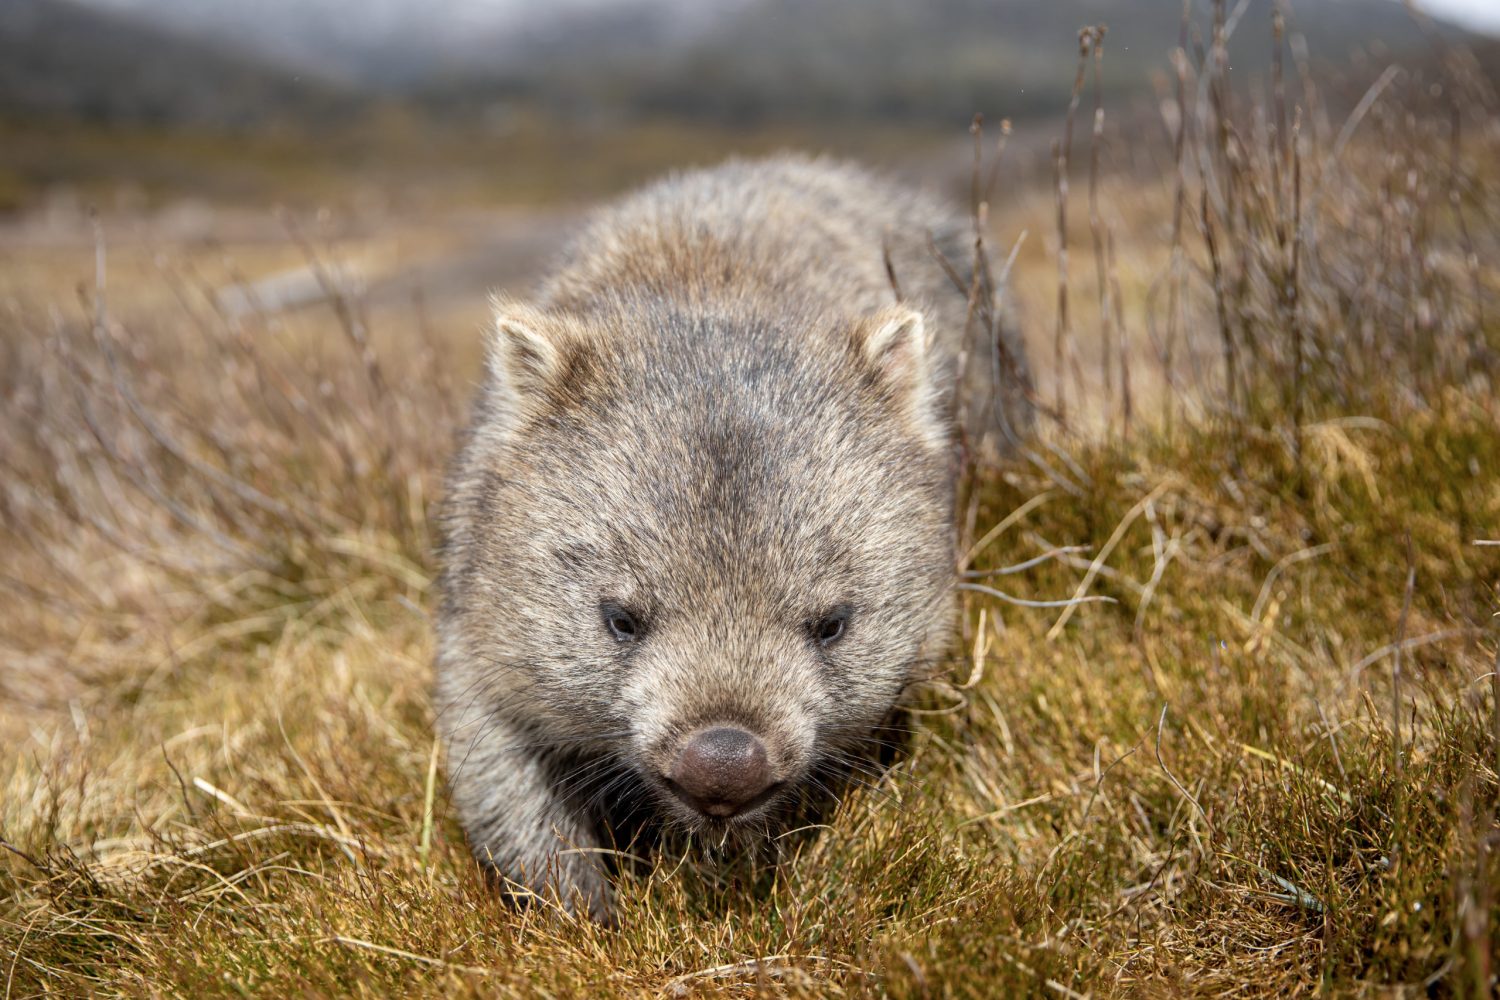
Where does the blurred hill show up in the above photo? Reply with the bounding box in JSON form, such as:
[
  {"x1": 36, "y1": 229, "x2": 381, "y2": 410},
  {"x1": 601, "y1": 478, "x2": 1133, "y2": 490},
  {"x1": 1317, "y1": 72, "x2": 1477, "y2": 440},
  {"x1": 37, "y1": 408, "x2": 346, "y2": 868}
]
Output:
[
  {"x1": 0, "y1": 0, "x2": 1487, "y2": 212},
  {"x1": 416, "y1": 0, "x2": 1465, "y2": 125},
  {"x1": 0, "y1": 0, "x2": 360, "y2": 127},
  {"x1": 65, "y1": 0, "x2": 1468, "y2": 128},
  {"x1": 83, "y1": 0, "x2": 735, "y2": 89}
]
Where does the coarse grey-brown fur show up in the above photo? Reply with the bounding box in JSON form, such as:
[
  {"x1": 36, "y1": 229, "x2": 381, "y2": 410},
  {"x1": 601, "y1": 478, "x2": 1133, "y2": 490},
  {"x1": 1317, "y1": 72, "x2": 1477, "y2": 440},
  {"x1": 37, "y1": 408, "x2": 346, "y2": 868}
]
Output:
[{"x1": 434, "y1": 154, "x2": 1030, "y2": 920}]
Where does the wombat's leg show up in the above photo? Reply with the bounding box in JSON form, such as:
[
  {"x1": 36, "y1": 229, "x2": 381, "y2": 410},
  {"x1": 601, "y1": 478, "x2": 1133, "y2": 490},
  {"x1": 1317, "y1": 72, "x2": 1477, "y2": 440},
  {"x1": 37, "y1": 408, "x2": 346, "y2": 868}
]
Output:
[{"x1": 449, "y1": 721, "x2": 613, "y2": 922}]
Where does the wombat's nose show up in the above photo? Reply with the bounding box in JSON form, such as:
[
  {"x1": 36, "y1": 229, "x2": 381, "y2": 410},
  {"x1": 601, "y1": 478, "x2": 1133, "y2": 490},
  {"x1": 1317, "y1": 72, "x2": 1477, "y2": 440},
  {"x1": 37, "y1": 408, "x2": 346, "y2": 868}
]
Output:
[{"x1": 668, "y1": 726, "x2": 777, "y2": 817}]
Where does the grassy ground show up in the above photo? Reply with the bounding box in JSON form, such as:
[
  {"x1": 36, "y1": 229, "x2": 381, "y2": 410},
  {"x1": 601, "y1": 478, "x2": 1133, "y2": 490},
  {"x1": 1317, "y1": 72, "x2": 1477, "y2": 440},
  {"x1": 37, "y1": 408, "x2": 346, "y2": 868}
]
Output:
[
  {"x1": 8, "y1": 397, "x2": 1498, "y2": 997},
  {"x1": 0, "y1": 113, "x2": 958, "y2": 214},
  {"x1": 3, "y1": 21, "x2": 1499, "y2": 999}
]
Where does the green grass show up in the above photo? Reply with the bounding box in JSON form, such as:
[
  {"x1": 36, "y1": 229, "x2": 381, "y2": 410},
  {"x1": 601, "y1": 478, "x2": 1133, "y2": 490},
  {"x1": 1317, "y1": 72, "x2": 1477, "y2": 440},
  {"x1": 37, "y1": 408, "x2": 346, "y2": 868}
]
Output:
[{"x1": 0, "y1": 112, "x2": 955, "y2": 212}]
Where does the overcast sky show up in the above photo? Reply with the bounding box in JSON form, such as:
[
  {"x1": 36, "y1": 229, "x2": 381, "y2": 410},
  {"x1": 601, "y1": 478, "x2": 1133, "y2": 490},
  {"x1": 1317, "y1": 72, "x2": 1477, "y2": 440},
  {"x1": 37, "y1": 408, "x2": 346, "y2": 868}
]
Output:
[
  {"x1": 1417, "y1": 0, "x2": 1500, "y2": 32},
  {"x1": 92, "y1": 0, "x2": 1500, "y2": 36}
]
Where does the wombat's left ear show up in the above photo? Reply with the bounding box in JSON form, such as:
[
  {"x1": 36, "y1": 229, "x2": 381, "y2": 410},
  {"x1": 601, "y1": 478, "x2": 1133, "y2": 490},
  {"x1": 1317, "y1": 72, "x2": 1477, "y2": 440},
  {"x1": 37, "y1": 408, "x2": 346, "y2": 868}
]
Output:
[{"x1": 850, "y1": 305, "x2": 947, "y2": 451}]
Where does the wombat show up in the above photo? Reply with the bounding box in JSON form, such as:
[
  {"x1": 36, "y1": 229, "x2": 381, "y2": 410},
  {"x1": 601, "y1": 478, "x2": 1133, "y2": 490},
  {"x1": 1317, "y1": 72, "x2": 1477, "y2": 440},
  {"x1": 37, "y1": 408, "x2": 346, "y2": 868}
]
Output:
[{"x1": 434, "y1": 154, "x2": 1029, "y2": 920}]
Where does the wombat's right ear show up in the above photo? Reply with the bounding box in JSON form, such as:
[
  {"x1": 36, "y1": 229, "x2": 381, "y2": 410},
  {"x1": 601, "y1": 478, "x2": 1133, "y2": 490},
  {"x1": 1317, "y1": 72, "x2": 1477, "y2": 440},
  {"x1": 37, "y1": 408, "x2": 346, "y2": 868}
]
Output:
[{"x1": 487, "y1": 298, "x2": 564, "y2": 394}]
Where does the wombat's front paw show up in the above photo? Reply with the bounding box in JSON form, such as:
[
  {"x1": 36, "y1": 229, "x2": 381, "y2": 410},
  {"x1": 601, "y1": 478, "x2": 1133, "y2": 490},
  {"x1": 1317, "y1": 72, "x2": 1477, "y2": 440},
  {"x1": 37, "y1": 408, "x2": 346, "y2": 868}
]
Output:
[
  {"x1": 482, "y1": 855, "x2": 614, "y2": 925},
  {"x1": 553, "y1": 862, "x2": 615, "y2": 926}
]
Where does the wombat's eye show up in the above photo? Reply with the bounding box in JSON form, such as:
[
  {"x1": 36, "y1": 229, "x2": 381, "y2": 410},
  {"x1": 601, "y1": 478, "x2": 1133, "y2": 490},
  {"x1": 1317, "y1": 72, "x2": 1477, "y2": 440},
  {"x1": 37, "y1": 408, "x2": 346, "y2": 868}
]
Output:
[
  {"x1": 601, "y1": 602, "x2": 641, "y2": 642},
  {"x1": 810, "y1": 607, "x2": 852, "y2": 647}
]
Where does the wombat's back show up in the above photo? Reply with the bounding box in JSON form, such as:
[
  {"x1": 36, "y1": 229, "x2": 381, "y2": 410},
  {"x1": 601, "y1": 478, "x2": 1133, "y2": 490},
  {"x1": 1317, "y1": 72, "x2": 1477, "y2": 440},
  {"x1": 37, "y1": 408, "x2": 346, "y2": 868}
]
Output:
[{"x1": 542, "y1": 155, "x2": 1031, "y2": 446}]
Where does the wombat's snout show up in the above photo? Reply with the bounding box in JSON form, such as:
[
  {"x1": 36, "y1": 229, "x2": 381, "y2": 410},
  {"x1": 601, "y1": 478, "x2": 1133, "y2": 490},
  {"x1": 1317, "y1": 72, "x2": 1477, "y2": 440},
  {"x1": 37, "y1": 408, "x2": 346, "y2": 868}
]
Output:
[{"x1": 665, "y1": 726, "x2": 781, "y2": 818}]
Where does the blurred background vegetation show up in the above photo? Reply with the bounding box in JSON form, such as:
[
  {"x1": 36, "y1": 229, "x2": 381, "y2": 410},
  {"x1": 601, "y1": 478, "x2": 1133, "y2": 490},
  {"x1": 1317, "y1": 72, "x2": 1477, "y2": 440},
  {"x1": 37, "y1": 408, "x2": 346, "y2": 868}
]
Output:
[{"x1": 0, "y1": 0, "x2": 1495, "y2": 211}]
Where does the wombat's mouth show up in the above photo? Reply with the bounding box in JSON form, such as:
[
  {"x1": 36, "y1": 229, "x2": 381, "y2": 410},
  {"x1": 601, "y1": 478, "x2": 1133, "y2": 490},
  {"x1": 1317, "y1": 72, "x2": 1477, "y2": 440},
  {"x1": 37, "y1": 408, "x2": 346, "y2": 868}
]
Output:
[{"x1": 661, "y1": 776, "x2": 787, "y2": 822}]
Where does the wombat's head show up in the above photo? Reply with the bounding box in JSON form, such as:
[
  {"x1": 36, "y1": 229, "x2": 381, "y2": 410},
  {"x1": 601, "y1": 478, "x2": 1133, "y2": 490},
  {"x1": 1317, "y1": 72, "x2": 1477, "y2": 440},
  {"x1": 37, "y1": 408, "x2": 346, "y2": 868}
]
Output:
[{"x1": 448, "y1": 292, "x2": 955, "y2": 831}]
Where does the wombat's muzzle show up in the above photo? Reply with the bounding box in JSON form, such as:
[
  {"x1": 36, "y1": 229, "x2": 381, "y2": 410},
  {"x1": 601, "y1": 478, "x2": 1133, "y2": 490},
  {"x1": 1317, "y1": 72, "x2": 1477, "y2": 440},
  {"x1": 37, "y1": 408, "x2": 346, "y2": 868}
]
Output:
[{"x1": 664, "y1": 726, "x2": 782, "y2": 818}]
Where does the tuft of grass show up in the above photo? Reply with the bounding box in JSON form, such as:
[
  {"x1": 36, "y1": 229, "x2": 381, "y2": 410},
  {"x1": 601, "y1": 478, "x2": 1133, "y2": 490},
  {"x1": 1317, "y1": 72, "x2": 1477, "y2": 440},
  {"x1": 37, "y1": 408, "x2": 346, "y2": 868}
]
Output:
[{"x1": 3, "y1": 8, "x2": 1499, "y2": 997}]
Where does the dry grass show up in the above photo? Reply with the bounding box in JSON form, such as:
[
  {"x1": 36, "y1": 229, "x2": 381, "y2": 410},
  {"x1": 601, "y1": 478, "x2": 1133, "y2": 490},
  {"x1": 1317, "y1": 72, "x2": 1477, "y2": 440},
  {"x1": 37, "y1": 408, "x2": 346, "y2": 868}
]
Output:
[{"x1": 3, "y1": 11, "x2": 1500, "y2": 998}]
